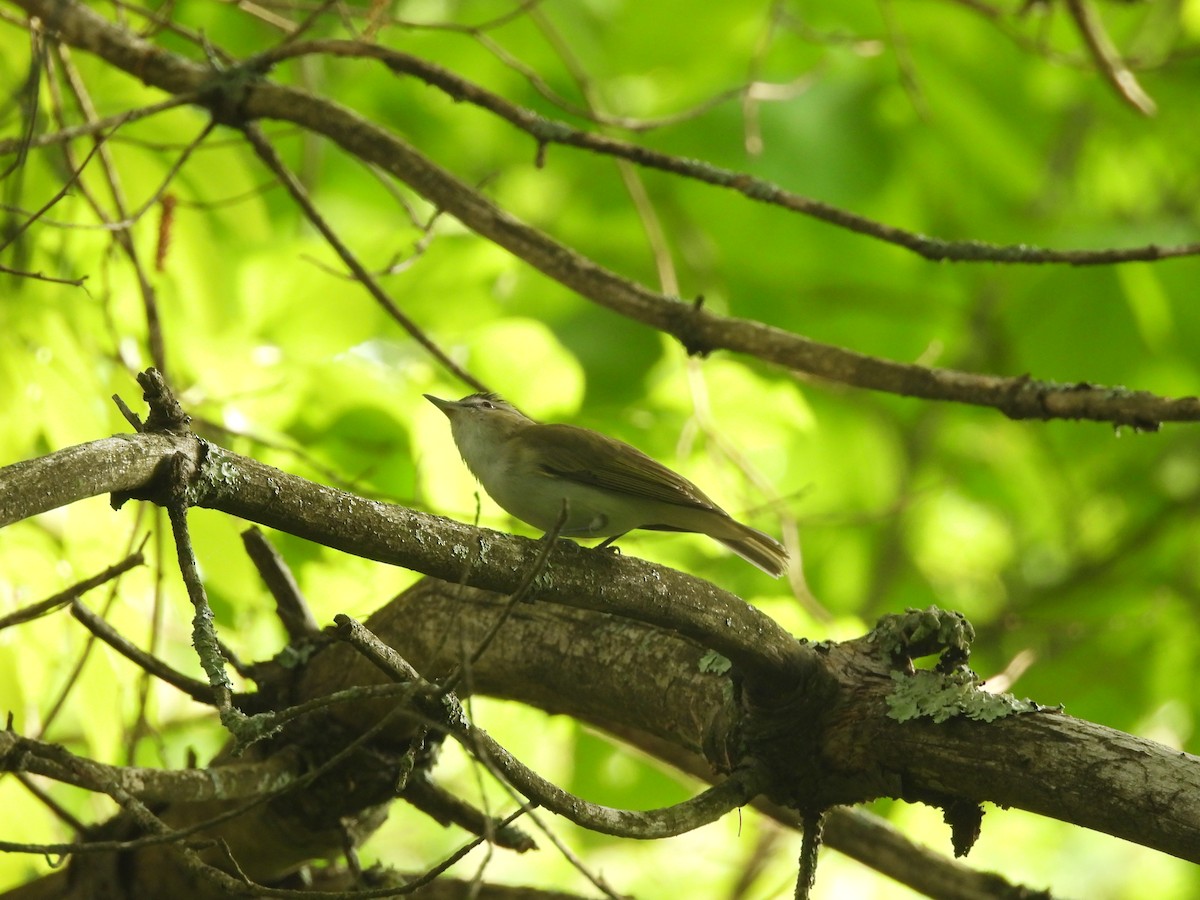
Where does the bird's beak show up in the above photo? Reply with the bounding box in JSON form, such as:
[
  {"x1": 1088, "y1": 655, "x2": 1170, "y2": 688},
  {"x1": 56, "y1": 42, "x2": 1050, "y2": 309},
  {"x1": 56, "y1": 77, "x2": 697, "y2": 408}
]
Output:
[{"x1": 424, "y1": 394, "x2": 455, "y2": 417}]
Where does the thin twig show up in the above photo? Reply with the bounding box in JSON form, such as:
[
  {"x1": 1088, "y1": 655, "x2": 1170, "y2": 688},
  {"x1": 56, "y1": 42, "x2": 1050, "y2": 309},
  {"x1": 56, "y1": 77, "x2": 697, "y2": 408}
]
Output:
[
  {"x1": 240, "y1": 123, "x2": 489, "y2": 394},
  {"x1": 71, "y1": 598, "x2": 215, "y2": 704},
  {"x1": 0, "y1": 93, "x2": 201, "y2": 157},
  {"x1": 684, "y1": 360, "x2": 828, "y2": 620},
  {"x1": 795, "y1": 809, "x2": 827, "y2": 900},
  {"x1": 337, "y1": 615, "x2": 771, "y2": 838},
  {"x1": 1063, "y1": 0, "x2": 1156, "y2": 116},
  {"x1": 440, "y1": 499, "x2": 569, "y2": 693},
  {"x1": 0, "y1": 550, "x2": 144, "y2": 631},
  {"x1": 0, "y1": 263, "x2": 87, "y2": 286},
  {"x1": 387, "y1": 808, "x2": 531, "y2": 896},
  {"x1": 126, "y1": 509, "x2": 167, "y2": 764},
  {"x1": 460, "y1": 719, "x2": 769, "y2": 838},
  {"x1": 161, "y1": 449, "x2": 241, "y2": 731},
  {"x1": 241, "y1": 526, "x2": 322, "y2": 640},
  {"x1": 403, "y1": 777, "x2": 536, "y2": 852},
  {"x1": 0, "y1": 14, "x2": 42, "y2": 186},
  {"x1": 16, "y1": 771, "x2": 90, "y2": 833},
  {"x1": 32, "y1": 516, "x2": 148, "y2": 743},
  {"x1": 53, "y1": 44, "x2": 171, "y2": 374},
  {"x1": 252, "y1": 39, "x2": 1196, "y2": 266},
  {"x1": 877, "y1": 0, "x2": 930, "y2": 119},
  {"x1": 0, "y1": 137, "x2": 106, "y2": 253}
]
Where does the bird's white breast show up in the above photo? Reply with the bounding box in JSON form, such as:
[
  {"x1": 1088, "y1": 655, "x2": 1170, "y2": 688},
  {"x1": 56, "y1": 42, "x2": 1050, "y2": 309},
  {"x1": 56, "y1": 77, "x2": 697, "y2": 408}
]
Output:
[{"x1": 449, "y1": 420, "x2": 634, "y2": 536}]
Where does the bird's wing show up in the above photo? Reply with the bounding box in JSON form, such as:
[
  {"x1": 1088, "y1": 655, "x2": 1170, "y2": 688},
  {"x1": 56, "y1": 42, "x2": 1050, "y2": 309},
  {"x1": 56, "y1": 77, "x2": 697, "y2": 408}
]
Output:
[{"x1": 528, "y1": 424, "x2": 722, "y2": 511}]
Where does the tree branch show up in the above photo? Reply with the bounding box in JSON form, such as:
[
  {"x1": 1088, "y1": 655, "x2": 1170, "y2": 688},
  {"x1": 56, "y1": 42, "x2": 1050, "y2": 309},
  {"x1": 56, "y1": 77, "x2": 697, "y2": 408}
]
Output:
[
  {"x1": 387, "y1": 581, "x2": 1200, "y2": 863},
  {"x1": 253, "y1": 39, "x2": 1186, "y2": 265},
  {"x1": 69, "y1": 599, "x2": 215, "y2": 703},
  {"x1": 334, "y1": 612, "x2": 774, "y2": 839},
  {"x1": 1063, "y1": 0, "x2": 1156, "y2": 116},
  {"x1": 0, "y1": 429, "x2": 811, "y2": 687},
  {"x1": 5, "y1": 425, "x2": 1198, "y2": 864},
  {"x1": 0, "y1": 731, "x2": 303, "y2": 805},
  {"x1": 12, "y1": 0, "x2": 1197, "y2": 427},
  {"x1": 0, "y1": 550, "x2": 143, "y2": 631}
]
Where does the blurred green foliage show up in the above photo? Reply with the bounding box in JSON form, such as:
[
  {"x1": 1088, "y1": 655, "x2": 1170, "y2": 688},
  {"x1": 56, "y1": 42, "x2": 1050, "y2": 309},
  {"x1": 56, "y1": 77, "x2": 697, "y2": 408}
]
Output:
[{"x1": 1, "y1": 0, "x2": 1198, "y2": 896}]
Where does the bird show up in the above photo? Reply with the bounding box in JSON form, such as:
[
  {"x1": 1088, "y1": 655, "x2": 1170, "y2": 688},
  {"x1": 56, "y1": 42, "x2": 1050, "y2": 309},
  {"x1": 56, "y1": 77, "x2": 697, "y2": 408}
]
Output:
[{"x1": 425, "y1": 392, "x2": 788, "y2": 577}]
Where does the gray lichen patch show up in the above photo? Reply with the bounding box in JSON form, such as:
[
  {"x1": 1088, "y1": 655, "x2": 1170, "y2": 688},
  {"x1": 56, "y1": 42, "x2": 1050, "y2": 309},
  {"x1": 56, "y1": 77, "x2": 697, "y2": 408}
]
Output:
[{"x1": 886, "y1": 669, "x2": 1053, "y2": 724}]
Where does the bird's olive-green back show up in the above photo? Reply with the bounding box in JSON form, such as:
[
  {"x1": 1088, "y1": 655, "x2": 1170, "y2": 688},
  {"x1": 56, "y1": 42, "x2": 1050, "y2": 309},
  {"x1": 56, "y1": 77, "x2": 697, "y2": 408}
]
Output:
[{"x1": 520, "y1": 423, "x2": 723, "y2": 513}]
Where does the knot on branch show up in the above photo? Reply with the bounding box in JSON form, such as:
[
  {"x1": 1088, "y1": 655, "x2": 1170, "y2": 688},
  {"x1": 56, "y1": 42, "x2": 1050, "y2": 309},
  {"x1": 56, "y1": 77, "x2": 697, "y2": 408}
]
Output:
[
  {"x1": 668, "y1": 295, "x2": 715, "y2": 358},
  {"x1": 872, "y1": 607, "x2": 1057, "y2": 726},
  {"x1": 943, "y1": 798, "x2": 984, "y2": 858},
  {"x1": 269, "y1": 714, "x2": 432, "y2": 833},
  {"x1": 999, "y1": 374, "x2": 1166, "y2": 431},
  {"x1": 198, "y1": 58, "x2": 270, "y2": 128},
  {"x1": 137, "y1": 367, "x2": 191, "y2": 435},
  {"x1": 869, "y1": 605, "x2": 974, "y2": 673},
  {"x1": 867, "y1": 606, "x2": 1057, "y2": 856},
  {"x1": 111, "y1": 369, "x2": 205, "y2": 511},
  {"x1": 711, "y1": 654, "x2": 850, "y2": 815}
]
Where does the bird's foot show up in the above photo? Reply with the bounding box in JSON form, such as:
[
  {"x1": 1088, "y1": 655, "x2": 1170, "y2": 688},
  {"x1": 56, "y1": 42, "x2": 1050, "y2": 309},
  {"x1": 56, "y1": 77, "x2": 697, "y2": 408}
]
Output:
[{"x1": 593, "y1": 533, "x2": 626, "y2": 555}]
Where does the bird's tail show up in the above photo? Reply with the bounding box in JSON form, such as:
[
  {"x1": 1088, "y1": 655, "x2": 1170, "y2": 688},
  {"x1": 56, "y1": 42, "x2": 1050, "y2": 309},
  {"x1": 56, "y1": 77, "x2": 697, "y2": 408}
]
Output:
[{"x1": 717, "y1": 522, "x2": 788, "y2": 578}]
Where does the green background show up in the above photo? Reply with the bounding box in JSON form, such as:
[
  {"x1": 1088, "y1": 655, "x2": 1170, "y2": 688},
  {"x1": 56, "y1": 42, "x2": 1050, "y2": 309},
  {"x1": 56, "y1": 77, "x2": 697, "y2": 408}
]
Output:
[{"x1": 1, "y1": 0, "x2": 1198, "y2": 896}]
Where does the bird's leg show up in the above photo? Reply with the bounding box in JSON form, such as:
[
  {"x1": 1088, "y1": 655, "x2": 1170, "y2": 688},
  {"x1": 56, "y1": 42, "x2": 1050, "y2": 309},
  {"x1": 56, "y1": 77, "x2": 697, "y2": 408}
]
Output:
[{"x1": 594, "y1": 533, "x2": 627, "y2": 554}]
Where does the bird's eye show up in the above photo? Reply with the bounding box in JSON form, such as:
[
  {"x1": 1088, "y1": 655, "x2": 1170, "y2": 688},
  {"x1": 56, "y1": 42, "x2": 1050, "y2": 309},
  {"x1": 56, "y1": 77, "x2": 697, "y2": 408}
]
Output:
[{"x1": 479, "y1": 400, "x2": 494, "y2": 409}]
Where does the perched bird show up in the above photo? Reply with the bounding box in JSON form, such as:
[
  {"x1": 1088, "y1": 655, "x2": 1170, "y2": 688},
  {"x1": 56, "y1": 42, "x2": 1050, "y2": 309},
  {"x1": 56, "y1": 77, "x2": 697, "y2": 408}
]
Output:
[{"x1": 426, "y1": 392, "x2": 788, "y2": 577}]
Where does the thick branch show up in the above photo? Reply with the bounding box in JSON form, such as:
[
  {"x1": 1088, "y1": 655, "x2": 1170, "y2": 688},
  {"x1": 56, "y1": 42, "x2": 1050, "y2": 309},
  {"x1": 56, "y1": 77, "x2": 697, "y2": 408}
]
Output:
[
  {"x1": 0, "y1": 433, "x2": 179, "y2": 527},
  {"x1": 7, "y1": 436, "x2": 1174, "y2": 893},
  {"x1": 303, "y1": 579, "x2": 1108, "y2": 896},
  {"x1": 0, "y1": 432, "x2": 810, "y2": 686},
  {"x1": 336, "y1": 610, "x2": 773, "y2": 839},
  {"x1": 378, "y1": 581, "x2": 1200, "y2": 862},
  {"x1": 819, "y1": 635, "x2": 1200, "y2": 863},
  {"x1": 872, "y1": 711, "x2": 1200, "y2": 861},
  {"x1": 12, "y1": 422, "x2": 1198, "y2": 868}
]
